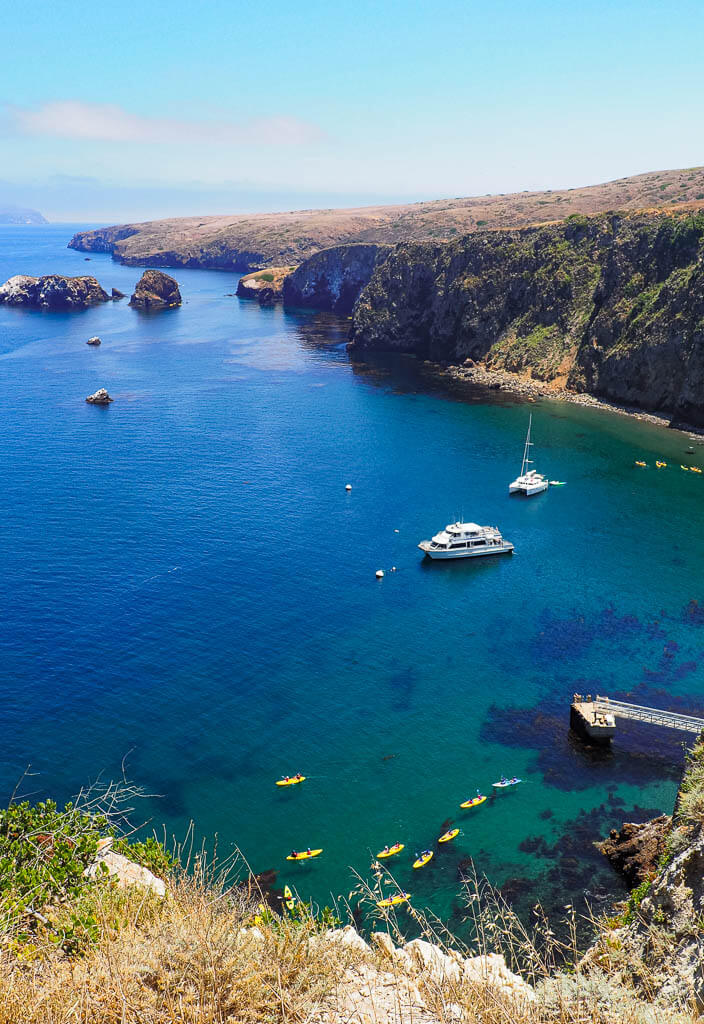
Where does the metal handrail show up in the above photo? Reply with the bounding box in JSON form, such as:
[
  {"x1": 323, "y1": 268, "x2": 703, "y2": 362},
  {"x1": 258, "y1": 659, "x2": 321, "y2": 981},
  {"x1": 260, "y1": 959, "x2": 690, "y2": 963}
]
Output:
[{"x1": 593, "y1": 696, "x2": 704, "y2": 734}]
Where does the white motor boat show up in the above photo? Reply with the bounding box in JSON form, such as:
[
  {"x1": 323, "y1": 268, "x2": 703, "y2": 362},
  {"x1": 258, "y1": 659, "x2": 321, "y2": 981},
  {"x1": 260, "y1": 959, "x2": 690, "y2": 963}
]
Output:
[
  {"x1": 509, "y1": 414, "x2": 548, "y2": 496},
  {"x1": 418, "y1": 521, "x2": 514, "y2": 560}
]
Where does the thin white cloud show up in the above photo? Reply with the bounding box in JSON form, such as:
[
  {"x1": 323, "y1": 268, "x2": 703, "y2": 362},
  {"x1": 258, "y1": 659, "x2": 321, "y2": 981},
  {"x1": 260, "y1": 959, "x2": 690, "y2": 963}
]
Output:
[{"x1": 7, "y1": 100, "x2": 327, "y2": 146}]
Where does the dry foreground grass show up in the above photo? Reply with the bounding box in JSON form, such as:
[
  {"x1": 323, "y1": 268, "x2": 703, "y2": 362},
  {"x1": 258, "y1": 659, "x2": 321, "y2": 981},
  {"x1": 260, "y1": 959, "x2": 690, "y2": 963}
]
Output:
[
  {"x1": 70, "y1": 166, "x2": 704, "y2": 269},
  {"x1": 0, "y1": 848, "x2": 700, "y2": 1024}
]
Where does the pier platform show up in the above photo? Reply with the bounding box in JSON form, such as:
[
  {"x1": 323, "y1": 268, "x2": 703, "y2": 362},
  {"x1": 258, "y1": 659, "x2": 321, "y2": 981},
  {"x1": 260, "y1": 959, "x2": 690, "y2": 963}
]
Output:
[{"x1": 570, "y1": 693, "x2": 704, "y2": 745}]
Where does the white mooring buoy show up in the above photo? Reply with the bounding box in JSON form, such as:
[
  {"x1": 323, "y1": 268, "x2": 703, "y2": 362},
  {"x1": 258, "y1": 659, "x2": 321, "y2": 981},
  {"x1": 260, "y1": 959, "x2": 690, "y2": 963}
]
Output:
[
  {"x1": 376, "y1": 570, "x2": 385, "y2": 579},
  {"x1": 345, "y1": 484, "x2": 352, "y2": 491}
]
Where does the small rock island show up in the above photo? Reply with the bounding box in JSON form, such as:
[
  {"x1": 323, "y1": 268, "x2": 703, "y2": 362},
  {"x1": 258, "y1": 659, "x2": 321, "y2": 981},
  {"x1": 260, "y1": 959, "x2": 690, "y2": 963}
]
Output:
[
  {"x1": 0, "y1": 274, "x2": 109, "y2": 310},
  {"x1": 85, "y1": 388, "x2": 113, "y2": 404},
  {"x1": 129, "y1": 270, "x2": 181, "y2": 310},
  {"x1": 236, "y1": 266, "x2": 294, "y2": 305}
]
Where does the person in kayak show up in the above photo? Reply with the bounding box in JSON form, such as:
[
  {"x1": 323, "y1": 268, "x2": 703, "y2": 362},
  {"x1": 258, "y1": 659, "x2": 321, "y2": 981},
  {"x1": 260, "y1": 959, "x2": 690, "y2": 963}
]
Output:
[
  {"x1": 477, "y1": 789, "x2": 483, "y2": 799},
  {"x1": 283, "y1": 776, "x2": 290, "y2": 783},
  {"x1": 295, "y1": 773, "x2": 303, "y2": 781},
  {"x1": 290, "y1": 850, "x2": 297, "y2": 859},
  {"x1": 307, "y1": 848, "x2": 312, "y2": 855},
  {"x1": 383, "y1": 845, "x2": 389, "y2": 854},
  {"x1": 501, "y1": 776, "x2": 507, "y2": 785}
]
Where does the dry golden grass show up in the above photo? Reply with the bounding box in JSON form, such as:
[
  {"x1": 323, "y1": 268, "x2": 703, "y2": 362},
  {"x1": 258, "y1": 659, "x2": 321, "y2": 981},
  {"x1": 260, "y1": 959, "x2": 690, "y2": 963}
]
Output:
[
  {"x1": 70, "y1": 166, "x2": 704, "y2": 270},
  {"x1": 0, "y1": 854, "x2": 699, "y2": 1024}
]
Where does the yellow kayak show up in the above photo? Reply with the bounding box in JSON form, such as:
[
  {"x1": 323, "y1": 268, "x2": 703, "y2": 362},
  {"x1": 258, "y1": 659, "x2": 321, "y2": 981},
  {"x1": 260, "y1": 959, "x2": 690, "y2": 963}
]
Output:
[
  {"x1": 635, "y1": 461, "x2": 647, "y2": 467},
  {"x1": 276, "y1": 775, "x2": 306, "y2": 787},
  {"x1": 377, "y1": 892, "x2": 410, "y2": 908},
  {"x1": 377, "y1": 843, "x2": 404, "y2": 859},
  {"x1": 283, "y1": 885, "x2": 295, "y2": 911},
  {"x1": 413, "y1": 850, "x2": 434, "y2": 869},
  {"x1": 681, "y1": 465, "x2": 690, "y2": 471},
  {"x1": 656, "y1": 461, "x2": 667, "y2": 468},
  {"x1": 691, "y1": 467, "x2": 702, "y2": 474},
  {"x1": 438, "y1": 828, "x2": 459, "y2": 843},
  {"x1": 460, "y1": 795, "x2": 487, "y2": 809},
  {"x1": 286, "y1": 849, "x2": 322, "y2": 861}
]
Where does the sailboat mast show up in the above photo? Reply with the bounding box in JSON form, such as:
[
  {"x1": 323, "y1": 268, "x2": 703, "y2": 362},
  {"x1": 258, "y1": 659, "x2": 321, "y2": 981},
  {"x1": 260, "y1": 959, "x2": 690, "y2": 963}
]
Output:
[{"x1": 520, "y1": 414, "x2": 533, "y2": 476}]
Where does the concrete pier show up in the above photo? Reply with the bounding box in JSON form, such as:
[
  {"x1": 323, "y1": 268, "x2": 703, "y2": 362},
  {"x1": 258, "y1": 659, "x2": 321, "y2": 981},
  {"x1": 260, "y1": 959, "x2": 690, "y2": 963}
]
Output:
[
  {"x1": 570, "y1": 694, "x2": 616, "y2": 744},
  {"x1": 570, "y1": 693, "x2": 704, "y2": 744}
]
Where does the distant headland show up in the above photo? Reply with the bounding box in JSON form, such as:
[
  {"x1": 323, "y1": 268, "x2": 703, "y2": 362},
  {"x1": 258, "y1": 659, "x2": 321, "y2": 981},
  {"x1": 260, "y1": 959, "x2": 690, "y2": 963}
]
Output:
[{"x1": 0, "y1": 206, "x2": 47, "y2": 226}]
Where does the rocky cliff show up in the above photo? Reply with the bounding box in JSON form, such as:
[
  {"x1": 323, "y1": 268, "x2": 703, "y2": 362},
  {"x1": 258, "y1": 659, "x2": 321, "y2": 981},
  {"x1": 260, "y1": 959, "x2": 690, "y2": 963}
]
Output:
[
  {"x1": 349, "y1": 209, "x2": 704, "y2": 425},
  {"x1": 590, "y1": 741, "x2": 704, "y2": 1011},
  {"x1": 68, "y1": 167, "x2": 704, "y2": 271},
  {"x1": 283, "y1": 243, "x2": 390, "y2": 314},
  {"x1": 0, "y1": 274, "x2": 109, "y2": 309}
]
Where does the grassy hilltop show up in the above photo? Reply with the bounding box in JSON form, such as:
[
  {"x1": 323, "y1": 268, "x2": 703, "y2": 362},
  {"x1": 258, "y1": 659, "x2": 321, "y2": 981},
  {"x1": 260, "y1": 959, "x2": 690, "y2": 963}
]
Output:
[{"x1": 69, "y1": 166, "x2": 704, "y2": 272}]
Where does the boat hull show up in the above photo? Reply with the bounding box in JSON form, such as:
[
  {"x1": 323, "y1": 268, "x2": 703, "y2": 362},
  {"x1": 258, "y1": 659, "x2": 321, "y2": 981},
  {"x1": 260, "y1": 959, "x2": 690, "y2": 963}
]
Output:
[
  {"x1": 509, "y1": 481, "x2": 549, "y2": 496},
  {"x1": 418, "y1": 542, "x2": 514, "y2": 559}
]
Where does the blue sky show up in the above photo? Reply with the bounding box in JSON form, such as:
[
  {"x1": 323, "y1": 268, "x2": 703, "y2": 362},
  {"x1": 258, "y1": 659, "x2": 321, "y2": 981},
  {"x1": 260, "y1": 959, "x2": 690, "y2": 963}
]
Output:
[{"x1": 2, "y1": 0, "x2": 704, "y2": 220}]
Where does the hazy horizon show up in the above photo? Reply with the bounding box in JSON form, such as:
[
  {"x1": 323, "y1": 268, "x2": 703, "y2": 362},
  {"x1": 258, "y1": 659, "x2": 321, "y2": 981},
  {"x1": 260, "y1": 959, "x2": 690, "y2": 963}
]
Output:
[{"x1": 3, "y1": 0, "x2": 704, "y2": 223}]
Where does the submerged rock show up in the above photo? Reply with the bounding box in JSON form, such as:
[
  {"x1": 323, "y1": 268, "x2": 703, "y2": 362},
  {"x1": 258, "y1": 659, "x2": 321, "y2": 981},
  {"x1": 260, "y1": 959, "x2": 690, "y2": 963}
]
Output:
[
  {"x1": 86, "y1": 336, "x2": 101, "y2": 346},
  {"x1": 0, "y1": 273, "x2": 109, "y2": 309},
  {"x1": 129, "y1": 269, "x2": 181, "y2": 310},
  {"x1": 85, "y1": 388, "x2": 113, "y2": 404}
]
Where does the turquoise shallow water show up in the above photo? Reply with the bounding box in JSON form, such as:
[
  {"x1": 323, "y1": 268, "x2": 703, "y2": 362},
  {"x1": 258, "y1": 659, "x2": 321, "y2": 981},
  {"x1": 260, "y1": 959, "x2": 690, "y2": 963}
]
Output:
[{"x1": 1, "y1": 225, "x2": 703, "y2": 934}]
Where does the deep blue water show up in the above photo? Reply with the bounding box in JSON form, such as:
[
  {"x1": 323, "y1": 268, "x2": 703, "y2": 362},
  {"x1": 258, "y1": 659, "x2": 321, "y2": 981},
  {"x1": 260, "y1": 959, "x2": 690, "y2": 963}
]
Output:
[{"x1": 1, "y1": 224, "x2": 703, "y2": 933}]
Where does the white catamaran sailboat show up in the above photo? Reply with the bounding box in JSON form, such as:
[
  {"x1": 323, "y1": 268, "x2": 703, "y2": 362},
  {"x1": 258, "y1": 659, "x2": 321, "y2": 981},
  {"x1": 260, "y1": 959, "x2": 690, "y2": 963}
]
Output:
[{"x1": 509, "y1": 414, "x2": 548, "y2": 496}]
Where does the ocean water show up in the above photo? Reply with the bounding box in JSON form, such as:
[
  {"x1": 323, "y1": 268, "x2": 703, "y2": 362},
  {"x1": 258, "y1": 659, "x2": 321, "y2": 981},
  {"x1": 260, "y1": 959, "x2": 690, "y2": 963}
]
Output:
[{"x1": 1, "y1": 224, "x2": 703, "y2": 935}]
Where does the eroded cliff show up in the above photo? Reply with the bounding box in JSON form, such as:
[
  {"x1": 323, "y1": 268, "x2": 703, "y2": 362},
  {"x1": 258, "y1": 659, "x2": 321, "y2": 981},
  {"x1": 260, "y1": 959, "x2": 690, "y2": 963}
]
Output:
[
  {"x1": 348, "y1": 210, "x2": 704, "y2": 424},
  {"x1": 283, "y1": 243, "x2": 390, "y2": 314}
]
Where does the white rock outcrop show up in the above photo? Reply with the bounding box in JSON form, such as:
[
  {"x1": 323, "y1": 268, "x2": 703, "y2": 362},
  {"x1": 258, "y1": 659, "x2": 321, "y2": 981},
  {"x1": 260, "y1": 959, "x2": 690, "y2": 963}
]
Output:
[{"x1": 86, "y1": 837, "x2": 166, "y2": 897}]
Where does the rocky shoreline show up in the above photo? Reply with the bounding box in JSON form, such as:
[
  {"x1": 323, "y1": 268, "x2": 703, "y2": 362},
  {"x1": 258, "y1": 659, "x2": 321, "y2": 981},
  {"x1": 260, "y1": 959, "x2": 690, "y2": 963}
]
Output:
[{"x1": 425, "y1": 360, "x2": 704, "y2": 434}]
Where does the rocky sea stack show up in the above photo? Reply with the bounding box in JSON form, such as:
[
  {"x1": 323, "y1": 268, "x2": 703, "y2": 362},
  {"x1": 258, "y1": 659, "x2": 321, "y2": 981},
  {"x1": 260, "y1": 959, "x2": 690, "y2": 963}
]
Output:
[
  {"x1": 0, "y1": 274, "x2": 109, "y2": 310},
  {"x1": 85, "y1": 388, "x2": 113, "y2": 404},
  {"x1": 129, "y1": 269, "x2": 181, "y2": 310}
]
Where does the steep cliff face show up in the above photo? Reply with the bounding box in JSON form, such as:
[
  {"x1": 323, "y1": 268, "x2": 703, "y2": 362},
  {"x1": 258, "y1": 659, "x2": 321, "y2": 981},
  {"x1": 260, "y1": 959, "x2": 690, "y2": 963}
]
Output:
[
  {"x1": 69, "y1": 224, "x2": 140, "y2": 254},
  {"x1": 350, "y1": 211, "x2": 704, "y2": 423},
  {"x1": 283, "y1": 243, "x2": 391, "y2": 314},
  {"x1": 592, "y1": 743, "x2": 704, "y2": 1011}
]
